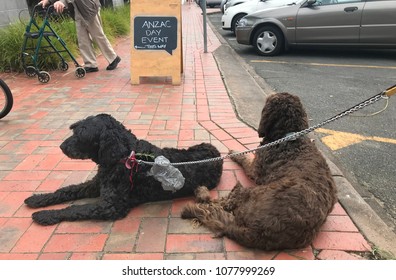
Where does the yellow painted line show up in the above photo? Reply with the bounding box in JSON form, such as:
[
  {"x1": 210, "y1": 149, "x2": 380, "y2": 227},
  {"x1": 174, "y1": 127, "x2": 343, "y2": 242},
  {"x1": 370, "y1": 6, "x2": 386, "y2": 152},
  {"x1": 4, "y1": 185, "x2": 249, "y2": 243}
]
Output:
[
  {"x1": 250, "y1": 59, "x2": 396, "y2": 70},
  {"x1": 316, "y1": 128, "x2": 396, "y2": 150}
]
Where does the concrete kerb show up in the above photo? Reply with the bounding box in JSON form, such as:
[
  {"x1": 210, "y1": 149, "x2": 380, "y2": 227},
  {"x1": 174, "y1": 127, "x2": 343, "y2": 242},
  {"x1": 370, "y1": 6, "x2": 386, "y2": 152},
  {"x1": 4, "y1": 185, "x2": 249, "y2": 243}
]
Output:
[
  {"x1": 335, "y1": 175, "x2": 396, "y2": 258},
  {"x1": 206, "y1": 10, "x2": 396, "y2": 258}
]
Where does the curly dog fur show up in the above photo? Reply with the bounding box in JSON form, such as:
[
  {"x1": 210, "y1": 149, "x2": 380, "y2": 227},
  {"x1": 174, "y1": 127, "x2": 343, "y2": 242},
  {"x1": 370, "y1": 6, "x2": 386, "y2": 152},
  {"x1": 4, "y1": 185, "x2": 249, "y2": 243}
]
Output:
[
  {"x1": 182, "y1": 92, "x2": 337, "y2": 250},
  {"x1": 24, "y1": 114, "x2": 223, "y2": 225}
]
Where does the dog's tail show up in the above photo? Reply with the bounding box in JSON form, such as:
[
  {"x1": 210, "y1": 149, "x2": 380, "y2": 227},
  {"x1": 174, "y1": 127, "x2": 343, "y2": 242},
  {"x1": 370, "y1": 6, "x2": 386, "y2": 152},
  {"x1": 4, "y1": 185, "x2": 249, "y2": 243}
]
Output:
[
  {"x1": 181, "y1": 203, "x2": 232, "y2": 237},
  {"x1": 181, "y1": 202, "x2": 279, "y2": 250}
]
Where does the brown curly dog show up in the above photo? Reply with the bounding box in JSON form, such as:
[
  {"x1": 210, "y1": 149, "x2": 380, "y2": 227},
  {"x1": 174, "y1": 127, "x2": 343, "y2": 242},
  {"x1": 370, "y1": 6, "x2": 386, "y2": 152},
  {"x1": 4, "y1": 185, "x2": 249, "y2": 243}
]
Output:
[{"x1": 181, "y1": 92, "x2": 337, "y2": 250}]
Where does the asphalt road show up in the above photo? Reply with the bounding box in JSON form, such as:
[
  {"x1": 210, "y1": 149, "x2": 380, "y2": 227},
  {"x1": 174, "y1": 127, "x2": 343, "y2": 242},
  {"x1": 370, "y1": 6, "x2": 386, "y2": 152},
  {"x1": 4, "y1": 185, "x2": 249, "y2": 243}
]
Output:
[{"x1": 207, "y1": 11, "x2": 396, "y2": 231}]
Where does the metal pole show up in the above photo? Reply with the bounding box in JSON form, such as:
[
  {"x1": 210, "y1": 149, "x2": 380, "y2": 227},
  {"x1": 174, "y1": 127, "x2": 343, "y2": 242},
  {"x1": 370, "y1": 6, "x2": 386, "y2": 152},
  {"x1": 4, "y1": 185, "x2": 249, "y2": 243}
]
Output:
[{"x1": 202, "y1": 0, "x2": 207, "y2": 53}]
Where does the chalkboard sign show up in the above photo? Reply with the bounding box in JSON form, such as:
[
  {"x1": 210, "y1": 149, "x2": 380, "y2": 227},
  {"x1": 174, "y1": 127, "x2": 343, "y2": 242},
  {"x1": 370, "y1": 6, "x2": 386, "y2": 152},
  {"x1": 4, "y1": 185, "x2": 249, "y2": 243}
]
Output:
[{"x1": 134, "y1": 16, "x2": 178, "y2": 55}]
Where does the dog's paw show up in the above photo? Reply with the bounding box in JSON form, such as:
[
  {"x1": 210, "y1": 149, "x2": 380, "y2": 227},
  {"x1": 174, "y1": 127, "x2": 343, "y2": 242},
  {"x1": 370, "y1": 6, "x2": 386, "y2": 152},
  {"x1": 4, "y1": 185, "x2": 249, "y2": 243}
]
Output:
[
  {"x1": 195, "y1": 186, "x2": 211, "y2": 203},
  {"x1": 180, "y1": 204, "x2": 197, "y2": 219},
  {"x1": 32, "y1": 210, "x2": 61, "y2": 226},
  {"x1": 213, "y1": 231, "x2": 226, "y2": 239},
  {"x1": 24, "y1": 194, "x2": 49, "y2": 208},
  {"x1": 228, "y1": 150, "x2": 239, "y2": 156},
  {"x1": 228, "y1": 150, "x2": 246, "y2": 164}
]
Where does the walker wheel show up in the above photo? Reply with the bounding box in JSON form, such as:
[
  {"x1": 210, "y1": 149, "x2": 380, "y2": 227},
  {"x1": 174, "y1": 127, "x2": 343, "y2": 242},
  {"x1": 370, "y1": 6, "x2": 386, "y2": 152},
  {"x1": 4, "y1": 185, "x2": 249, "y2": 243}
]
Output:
[
  {"x1": 59, "y1": 61, "x2": 69, "y2": 71},
  {"x1": 25, "y1": 66, "x2": 37, "y2": 77},
  {"x1": 75, "y1": 67, "x2": 86, "y2": 78},
  {"x1": 37, "y1": 71, "x2": 51, "y2": 83}
]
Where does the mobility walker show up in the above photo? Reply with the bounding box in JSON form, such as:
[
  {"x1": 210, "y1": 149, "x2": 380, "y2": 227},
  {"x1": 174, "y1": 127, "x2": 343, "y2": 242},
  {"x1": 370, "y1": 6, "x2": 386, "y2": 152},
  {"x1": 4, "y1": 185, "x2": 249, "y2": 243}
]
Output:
[{"x1": 21, "y1": 4, "x2": 86, "y2": 83}]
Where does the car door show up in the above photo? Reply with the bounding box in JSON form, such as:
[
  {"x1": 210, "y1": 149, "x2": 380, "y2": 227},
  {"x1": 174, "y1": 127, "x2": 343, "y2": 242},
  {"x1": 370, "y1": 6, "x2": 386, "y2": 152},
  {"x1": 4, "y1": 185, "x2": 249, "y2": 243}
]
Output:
[
  {"x1": 295, "y1": 0, "x2": 366, "y2": 44},
  {"x1": 359, "y1": 0, "x2": 396, "y2": 44}
]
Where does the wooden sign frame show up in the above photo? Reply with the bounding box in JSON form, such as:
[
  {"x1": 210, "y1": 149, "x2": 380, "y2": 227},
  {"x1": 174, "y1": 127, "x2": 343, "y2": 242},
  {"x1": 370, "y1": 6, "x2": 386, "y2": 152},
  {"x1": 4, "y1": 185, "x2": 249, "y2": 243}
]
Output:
[{"x1": 130, "y1": 0, "x2": 182, "y2": 85}]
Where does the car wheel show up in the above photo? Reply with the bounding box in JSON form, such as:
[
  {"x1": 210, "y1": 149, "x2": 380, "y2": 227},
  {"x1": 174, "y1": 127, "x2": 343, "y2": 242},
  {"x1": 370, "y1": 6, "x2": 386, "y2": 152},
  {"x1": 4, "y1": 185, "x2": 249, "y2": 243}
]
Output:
[
  {"x1": 253, "y1": 26, "x2": 284, "y2": 56},
  {"x1": 232, "y1": 13, "x2": 247, "y2": 35}
]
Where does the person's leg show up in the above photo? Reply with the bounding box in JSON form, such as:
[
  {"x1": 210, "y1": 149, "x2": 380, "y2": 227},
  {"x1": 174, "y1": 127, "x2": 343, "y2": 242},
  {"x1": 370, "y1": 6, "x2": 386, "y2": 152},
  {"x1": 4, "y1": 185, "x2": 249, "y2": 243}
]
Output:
[
  {"x1": 87, "y1": 13, "x2": 118, "y2": 65},
  {"x1": 75, "y1": 20, "x2": 98, "y2": 69}
]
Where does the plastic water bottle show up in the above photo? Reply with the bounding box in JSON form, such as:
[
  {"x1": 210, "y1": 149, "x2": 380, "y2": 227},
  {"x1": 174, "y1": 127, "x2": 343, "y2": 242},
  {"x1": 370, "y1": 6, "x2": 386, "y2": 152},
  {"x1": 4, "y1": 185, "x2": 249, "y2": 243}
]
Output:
[{"x1": 148, "y1": 156, "x2": 185, "y2": 192}]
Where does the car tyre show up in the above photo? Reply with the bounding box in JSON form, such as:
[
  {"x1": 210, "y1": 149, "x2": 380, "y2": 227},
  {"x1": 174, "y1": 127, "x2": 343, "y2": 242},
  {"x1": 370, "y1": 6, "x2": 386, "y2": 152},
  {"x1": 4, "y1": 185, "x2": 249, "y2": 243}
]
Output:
[
  {"x1": 253, "y1": 26, "x2": 284, "y2": 56},
  {"x1": 232, "y1": 13, "x2": 247, "y2": 35}
]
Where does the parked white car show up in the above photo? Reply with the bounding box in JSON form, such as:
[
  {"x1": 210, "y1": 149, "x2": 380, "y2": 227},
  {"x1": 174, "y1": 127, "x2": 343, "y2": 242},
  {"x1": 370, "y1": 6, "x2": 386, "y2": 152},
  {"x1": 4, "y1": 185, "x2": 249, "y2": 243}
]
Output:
[
  {"x1": 224, "y1": 0, "x2": 252, "y2": 13},
  {"x1": 220, "y1": 0, "x2": 228, "y2": 13},
  {"x1": 222, "y1": 0, "x2": 294, "y2": 34}
]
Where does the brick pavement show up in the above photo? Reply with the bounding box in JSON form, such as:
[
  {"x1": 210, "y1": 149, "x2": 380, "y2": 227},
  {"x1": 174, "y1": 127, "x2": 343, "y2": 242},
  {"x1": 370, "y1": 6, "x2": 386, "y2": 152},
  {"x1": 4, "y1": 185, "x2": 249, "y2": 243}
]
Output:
[{"x1": 0, "y1": 4, "x2": 372, "y2": 260}]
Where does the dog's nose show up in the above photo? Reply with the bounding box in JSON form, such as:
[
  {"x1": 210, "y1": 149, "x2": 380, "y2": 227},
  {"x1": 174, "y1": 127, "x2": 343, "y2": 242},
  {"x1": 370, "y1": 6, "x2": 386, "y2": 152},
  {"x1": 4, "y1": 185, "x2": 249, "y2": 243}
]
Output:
[{"x1": 60, "y1": 142, "x2": 66, "y2": 153}]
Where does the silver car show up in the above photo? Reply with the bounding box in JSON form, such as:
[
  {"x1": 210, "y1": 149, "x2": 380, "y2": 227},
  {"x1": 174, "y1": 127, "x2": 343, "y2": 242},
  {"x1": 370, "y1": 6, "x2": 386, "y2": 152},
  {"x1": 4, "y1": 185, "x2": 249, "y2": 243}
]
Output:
[{"x1": 236, "y1": 0, "x2": 396, "y2": 56}]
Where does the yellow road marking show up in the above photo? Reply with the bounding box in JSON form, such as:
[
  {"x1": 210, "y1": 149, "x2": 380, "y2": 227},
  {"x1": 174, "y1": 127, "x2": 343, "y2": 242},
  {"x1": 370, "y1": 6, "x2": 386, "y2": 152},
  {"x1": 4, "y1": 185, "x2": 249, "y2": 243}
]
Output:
[
  {"x1": 250, "y1": 59, "x2": 396, "y2": 70},
  {"x1": 316, "y1": 128, "x2": 396, "y2": 150}
]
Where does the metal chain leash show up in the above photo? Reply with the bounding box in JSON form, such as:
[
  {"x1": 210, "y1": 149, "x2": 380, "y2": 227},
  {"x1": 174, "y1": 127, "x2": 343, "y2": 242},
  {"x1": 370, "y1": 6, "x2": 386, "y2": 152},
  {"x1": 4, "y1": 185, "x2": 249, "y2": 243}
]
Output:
[{"x1": 136, "y1": 88, "x2": 393, "y2": 167}]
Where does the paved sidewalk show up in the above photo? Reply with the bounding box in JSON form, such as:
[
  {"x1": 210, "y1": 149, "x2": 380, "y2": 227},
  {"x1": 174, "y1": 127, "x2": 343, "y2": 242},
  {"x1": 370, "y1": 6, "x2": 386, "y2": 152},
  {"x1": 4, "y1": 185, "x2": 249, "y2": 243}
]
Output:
[{"x1": 0, "y1": 4, "x2": 372, "y2": 260}]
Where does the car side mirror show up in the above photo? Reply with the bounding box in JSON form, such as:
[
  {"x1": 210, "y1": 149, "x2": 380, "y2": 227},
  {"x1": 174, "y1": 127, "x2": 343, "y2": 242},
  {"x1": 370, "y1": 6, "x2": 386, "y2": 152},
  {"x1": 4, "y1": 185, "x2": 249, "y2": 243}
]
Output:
[{"x1": 306, "y1": 0, "x2": 317, "y2": 6}]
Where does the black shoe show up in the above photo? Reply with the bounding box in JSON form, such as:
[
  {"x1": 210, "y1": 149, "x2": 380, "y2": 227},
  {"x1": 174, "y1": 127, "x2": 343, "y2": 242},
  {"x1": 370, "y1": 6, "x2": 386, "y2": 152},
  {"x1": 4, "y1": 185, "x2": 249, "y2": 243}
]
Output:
[
  {"x1": 84, "y1": 67, "x2": 99, "y2": 73},
  {"x1": 106, "y1": 56, "x2": 121, "y2": 70}
]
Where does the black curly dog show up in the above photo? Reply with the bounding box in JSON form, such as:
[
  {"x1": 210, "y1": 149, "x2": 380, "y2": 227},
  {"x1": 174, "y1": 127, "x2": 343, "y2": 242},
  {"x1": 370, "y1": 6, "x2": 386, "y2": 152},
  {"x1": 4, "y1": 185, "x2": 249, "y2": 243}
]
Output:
[{"x1": 24, "y1": 114, "x2": 223, "y2": 225}]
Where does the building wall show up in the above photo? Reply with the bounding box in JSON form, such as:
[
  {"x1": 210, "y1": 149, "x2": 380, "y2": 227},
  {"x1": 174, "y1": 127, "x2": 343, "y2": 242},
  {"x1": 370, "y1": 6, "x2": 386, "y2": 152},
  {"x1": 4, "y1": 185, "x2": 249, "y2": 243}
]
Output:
[
  {"x1": 100, "y1": 0, "x2": 126, "y2": 8},
  {"x1": 0, "y1": 0, "x2": 29, "y2": 28}
]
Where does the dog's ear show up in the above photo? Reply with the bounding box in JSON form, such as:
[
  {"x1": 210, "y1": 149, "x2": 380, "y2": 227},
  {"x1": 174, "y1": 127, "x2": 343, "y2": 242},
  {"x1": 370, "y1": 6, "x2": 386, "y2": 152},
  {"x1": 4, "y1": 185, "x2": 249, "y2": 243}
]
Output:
[
  {"x1": 257, "y1": 100, "x2": 272, "y2": 138},
  {"x1": 98, "y1": 129, "x2": 129, "y2": 166},
  {"x1": 257, "y1": 112, "x2": 267, "y2": 138}
]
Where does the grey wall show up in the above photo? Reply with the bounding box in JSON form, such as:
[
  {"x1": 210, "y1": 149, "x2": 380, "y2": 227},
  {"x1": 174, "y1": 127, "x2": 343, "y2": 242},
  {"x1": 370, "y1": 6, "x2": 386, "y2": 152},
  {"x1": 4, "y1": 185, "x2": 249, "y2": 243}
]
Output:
[
  {"x1": 100, "y1": 0, "x2": 127, "y2": 8},
  {"x1": 0, "y1": 0, "x2": 29, "y2": 28},
  {"x1": 112, "y1": 0, "x2": 125, "y2": 7}
]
